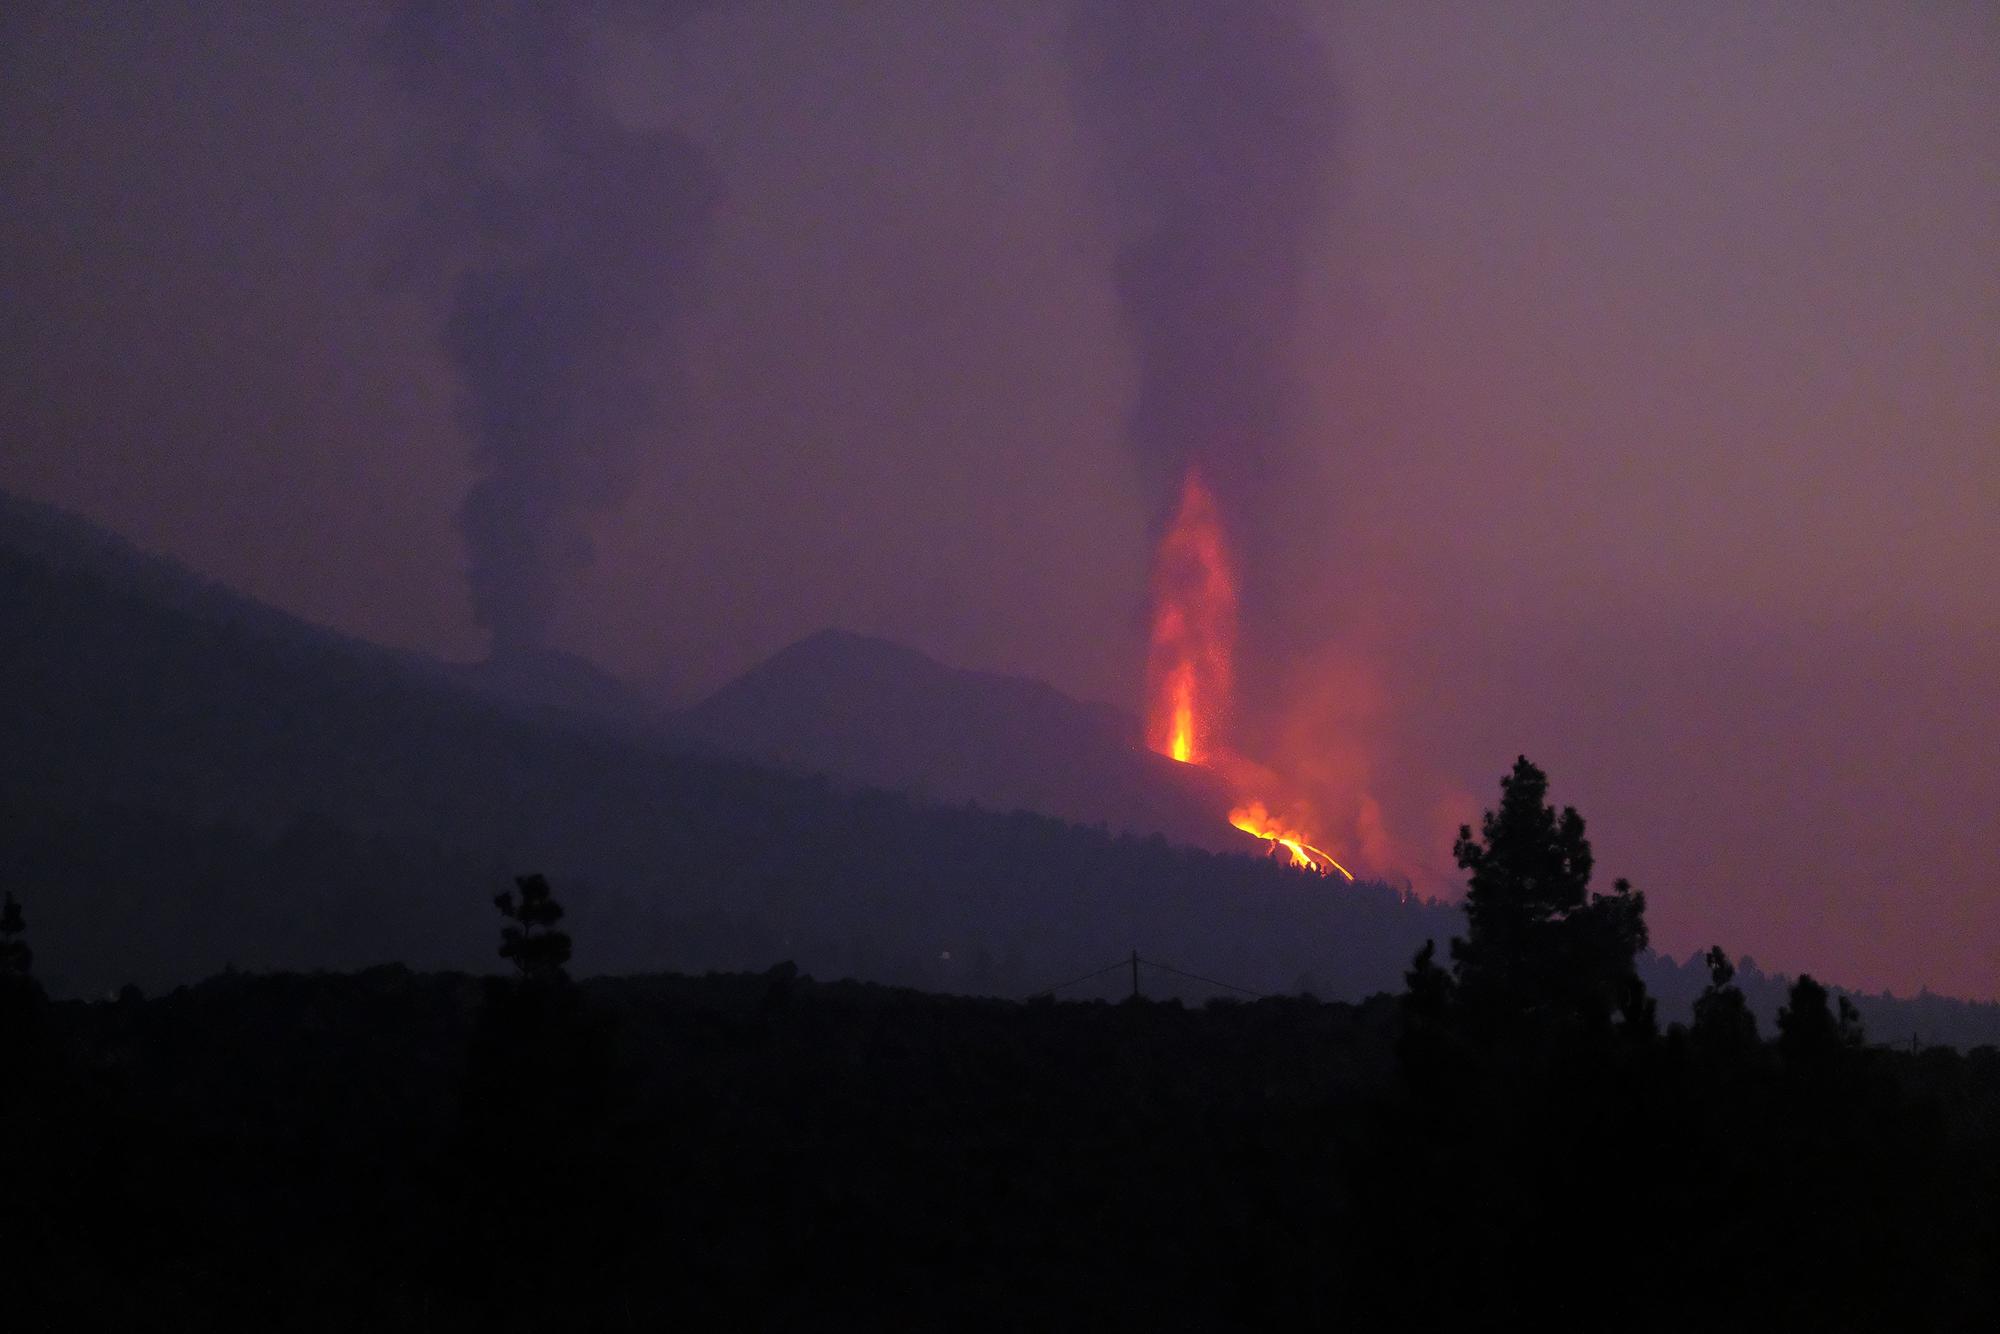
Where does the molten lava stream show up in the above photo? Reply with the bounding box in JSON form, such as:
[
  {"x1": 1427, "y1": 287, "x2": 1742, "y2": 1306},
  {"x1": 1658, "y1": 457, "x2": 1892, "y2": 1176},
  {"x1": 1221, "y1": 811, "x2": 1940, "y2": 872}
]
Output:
[{"x1": 1228, "y1": 805, "x2": 1356, "y2": 882}]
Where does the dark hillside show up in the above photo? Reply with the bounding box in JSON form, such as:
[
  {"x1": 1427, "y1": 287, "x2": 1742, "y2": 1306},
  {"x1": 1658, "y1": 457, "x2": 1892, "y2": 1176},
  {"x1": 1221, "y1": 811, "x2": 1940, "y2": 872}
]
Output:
[
  {"x1": 5, "y1": 493, "x2": 1996, "y2": 1049},
  {"x1": 677, "y1": 627, "x2": 1241, "y2": 850},
  {"x1": 0, "y1": 495, "x2": 1456, "y2": 999}
]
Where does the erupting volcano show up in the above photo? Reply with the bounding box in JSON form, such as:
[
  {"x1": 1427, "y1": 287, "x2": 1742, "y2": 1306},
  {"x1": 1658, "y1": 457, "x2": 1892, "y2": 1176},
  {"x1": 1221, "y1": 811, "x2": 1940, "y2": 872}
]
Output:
[
  {"x1": 1145, "y1": 469, "x2": 1355, "y2": 882},
  {"x1": 1145, "y1": 471, "x2": 1234, "y2": 766}
]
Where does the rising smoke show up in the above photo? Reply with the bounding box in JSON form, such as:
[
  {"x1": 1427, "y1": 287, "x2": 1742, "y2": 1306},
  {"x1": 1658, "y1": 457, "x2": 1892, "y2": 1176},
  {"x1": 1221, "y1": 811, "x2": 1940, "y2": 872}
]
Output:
[
  {"x1": 1073, "y1": 2, "x2": 1373, "y2": 860},
  {"x1": 382, "y1": 1, "x2": 718, "y2": 659},
  {"x1": 1068, "y1": 0, "x2": 1337, "y2": 537}
]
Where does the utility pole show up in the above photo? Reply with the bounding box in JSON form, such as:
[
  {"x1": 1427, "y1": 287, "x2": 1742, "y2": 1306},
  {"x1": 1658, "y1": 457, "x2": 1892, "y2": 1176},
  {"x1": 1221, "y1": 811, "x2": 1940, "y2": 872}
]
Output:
[{"x1": 1130, "y1": 949, "x2": 1139, "y2": 1000}]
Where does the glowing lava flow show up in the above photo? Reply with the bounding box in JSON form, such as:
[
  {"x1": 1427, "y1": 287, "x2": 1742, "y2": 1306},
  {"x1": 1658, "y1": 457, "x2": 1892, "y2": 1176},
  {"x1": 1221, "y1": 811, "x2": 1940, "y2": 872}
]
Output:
[
  {"x1": 1228, "y1": 802, "x2": 1355, "y2": 881},
  {"x1": 1144, "y1": 466, "x2": 1356, "y2": 882},
  {"x1": 1145, "y1": 471, "x2": 1234, "y2": 766}
]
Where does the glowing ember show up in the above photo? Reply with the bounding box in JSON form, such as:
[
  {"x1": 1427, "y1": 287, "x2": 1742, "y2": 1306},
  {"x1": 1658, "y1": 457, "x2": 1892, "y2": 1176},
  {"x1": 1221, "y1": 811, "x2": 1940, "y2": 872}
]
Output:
[
  {"x1": 1145, "y1": 470, "x2": 1234, "y2": 765},
  {"x1": 1229, "y1": 802, "x2": 1356, "y2": 882}
]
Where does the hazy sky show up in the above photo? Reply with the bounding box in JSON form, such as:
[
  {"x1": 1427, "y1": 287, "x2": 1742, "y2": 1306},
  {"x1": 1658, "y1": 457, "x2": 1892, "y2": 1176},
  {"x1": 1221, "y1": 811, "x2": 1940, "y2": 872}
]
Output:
[{"x1": 3, "y1": 1, "x2": 1995, "y2": 998}]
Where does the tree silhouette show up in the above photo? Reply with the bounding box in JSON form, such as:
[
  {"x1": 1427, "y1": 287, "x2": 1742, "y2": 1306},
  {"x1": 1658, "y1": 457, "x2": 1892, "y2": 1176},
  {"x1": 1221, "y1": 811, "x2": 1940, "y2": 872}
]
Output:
[
  {"x1": 0, "y1": 892, "x2": 31, "y2": 980},
  {"x1": 1444, "y1": 756, "x2": 1650, "y2": 1030},
  {"x1": 0, "y1": 891, "x2": 48, "y2": 1087},
  {"x1": 470, "y1": 873, "x2": 586, "y2": 1100},
  {"x1": 1690, "y1": 945, "x2": 1759, "y2": 1057},
  {"x1": 1837, "y1": 994, "x2": 1865, "y2": 1046},
  {"x1": 494, "y1": 873, "x2": 571, "y2": 985},
  {"x1": 1403, "y1": 938, "x2": 1454, "y2": 1021},
  {"x1": 456, "y1": 872, "x2": 616, "y2": 1295},
  {"x1": 1778, "y1": 974, "x2": 1864, "y2": 1064},
  {"x1": 1397, "y1": 938, "x2": 1464, "y2": 1093}
]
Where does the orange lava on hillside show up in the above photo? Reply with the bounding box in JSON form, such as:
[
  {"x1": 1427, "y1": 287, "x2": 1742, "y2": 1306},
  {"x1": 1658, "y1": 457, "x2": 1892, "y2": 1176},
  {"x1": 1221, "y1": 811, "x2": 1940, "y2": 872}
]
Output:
[
  {"x1": 1143, "y1": 466, "x2": 1355, "y2": 881},
  {"x1": 1228, "y1": 801, "x2": 1355, "y2": 881}
]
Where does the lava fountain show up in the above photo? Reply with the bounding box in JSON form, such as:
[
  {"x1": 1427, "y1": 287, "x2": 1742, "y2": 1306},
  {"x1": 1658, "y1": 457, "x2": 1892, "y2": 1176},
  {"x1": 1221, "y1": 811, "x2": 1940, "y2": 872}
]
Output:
[
  {"x1": 1145, "y1": 470, "x2": 1235, "y2": 766},
  {"x1": 1145, "y1": 468, "x2": 1355, "y2": 882}
]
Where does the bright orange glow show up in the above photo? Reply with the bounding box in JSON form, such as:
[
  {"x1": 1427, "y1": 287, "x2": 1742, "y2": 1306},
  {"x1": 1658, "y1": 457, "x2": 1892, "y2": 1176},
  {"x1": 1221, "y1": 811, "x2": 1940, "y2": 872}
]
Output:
[
  {"x1": 1166, "y1": 664, "x2": 1195, "y2": 763},
  {"x1": 1146, "y1": 470, "x2": 1234, "y2": 766},
  {"x1": 1229, "y1": 801, "x2": 1356, "y2": 881},
  {"x1": 1144, "y1": 466, "x2": 1358, "y2": 883}
]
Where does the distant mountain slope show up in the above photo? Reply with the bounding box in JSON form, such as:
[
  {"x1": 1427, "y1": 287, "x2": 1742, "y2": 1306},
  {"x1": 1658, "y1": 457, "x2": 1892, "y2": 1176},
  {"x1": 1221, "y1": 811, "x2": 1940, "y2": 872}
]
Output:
[
  {"x1": 677, "y1": 629, "x2": 1241, "y2": 851},
  {"x1": 3, "y1": 493, "x2": 1995, "y2": 1048},
  {"x1": 0, "y1": 490, "x2": 652, "y2": 725},
  {"x1": 459, "y1": 645, "x2": 662, "y2": 725},
  {"x1": 0, "y1": 491, "x2": 1458, "y2": 1003},
  {"x1": 0, "y1": 489, "x2": 395, "y2": 662}
]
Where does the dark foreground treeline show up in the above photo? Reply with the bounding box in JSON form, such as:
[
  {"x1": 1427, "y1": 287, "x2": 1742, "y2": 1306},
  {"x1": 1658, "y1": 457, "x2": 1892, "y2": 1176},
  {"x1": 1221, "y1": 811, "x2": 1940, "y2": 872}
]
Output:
[
  {"x1": 3, "y1": 970, "x2": 1996, "y2": 1328},
  {"x1": 4, "y1": 901, "x2": 1998, "y2": 1325}
]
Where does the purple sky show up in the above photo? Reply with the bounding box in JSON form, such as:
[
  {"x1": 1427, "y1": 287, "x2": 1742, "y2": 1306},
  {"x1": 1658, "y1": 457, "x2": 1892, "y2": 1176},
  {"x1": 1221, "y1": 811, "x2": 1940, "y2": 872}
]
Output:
[{"x1": 3, "y1": 2, "x2": 1994, "y2": 998}]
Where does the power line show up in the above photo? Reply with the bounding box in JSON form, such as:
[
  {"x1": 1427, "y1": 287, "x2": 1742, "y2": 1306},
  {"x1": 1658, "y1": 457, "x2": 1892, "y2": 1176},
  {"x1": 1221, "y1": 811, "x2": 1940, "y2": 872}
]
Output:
[
  {"x1": 1143, "y1": 957, "x2": 1266, "y2": 999},
  {"x1": 1023, "y1": 953, "x2": 1267, "y2": 1002},
  {"x1": 1022, "y1": 958, "x2": 1132, "y2": 1000}
]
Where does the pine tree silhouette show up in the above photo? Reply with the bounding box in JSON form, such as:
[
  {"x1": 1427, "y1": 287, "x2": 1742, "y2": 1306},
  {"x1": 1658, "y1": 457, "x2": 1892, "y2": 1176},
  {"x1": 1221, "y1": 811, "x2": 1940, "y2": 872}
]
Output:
[
  {"x1": 1778, "y1": 974, "x2": 1864, "y2": 1063},
  {"x1": 1444, "y1": 756, "x2": 1650, "y2": 1030},
  {"x1": 1402, "y1": 938, "x2": 1454, "y2": 1025},
  {"x1": 493, "y1": 873, "x2": 571, "y2": 985},
  {"x1": 0, "y1": 890, "x2": 47, "y2": 1083},
  {"x1": 0, "y1": 892, "x2": 31, "y2": 980},
  {"x1": 1690, "y1": 945, "x2": 1760, "y2": 1057}
]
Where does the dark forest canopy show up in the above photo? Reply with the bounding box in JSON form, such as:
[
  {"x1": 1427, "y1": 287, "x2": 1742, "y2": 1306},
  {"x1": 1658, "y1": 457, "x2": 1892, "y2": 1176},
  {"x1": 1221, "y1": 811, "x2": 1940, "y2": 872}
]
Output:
[{"x1": 3, "y1": 954, "x2": 1996, "y2": 1328}]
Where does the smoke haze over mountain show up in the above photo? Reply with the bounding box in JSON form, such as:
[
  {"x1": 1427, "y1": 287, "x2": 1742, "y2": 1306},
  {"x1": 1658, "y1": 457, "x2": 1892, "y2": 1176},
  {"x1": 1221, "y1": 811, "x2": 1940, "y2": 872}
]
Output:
[
  {"x1": 382, "y1": 0, "x2": 718, "y2": 657},
  {"x1": 1, "y1": 2, "x2": 1995, "y2": 997}
]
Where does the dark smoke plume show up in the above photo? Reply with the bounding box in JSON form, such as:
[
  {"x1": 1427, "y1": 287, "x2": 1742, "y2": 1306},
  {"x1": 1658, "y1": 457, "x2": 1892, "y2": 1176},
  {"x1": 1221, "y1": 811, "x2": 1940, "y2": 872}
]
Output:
[
  {"x1": 1068, "y1": 0, "x2": 1337, "y2": 530},
  {"x1": 384, "y1": 1, "x2": 717, "y2": 658}
]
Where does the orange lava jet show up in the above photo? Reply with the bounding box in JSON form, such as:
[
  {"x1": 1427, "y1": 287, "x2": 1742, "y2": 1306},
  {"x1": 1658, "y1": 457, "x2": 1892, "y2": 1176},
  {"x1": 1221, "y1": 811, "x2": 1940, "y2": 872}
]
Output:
[
  {"x1": 1228, "y1": 801, "x2": 1355, "y2": 881},
  {"x1": 1146, "y1": 470, "x2": 1234, "y2": 766},
  {"x1": 1144, "y1": 466, "x2": 1356, "y2": 882},
  {"x1": 1164, "y1": 664, "x2": 1196, "y2": 763}
]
